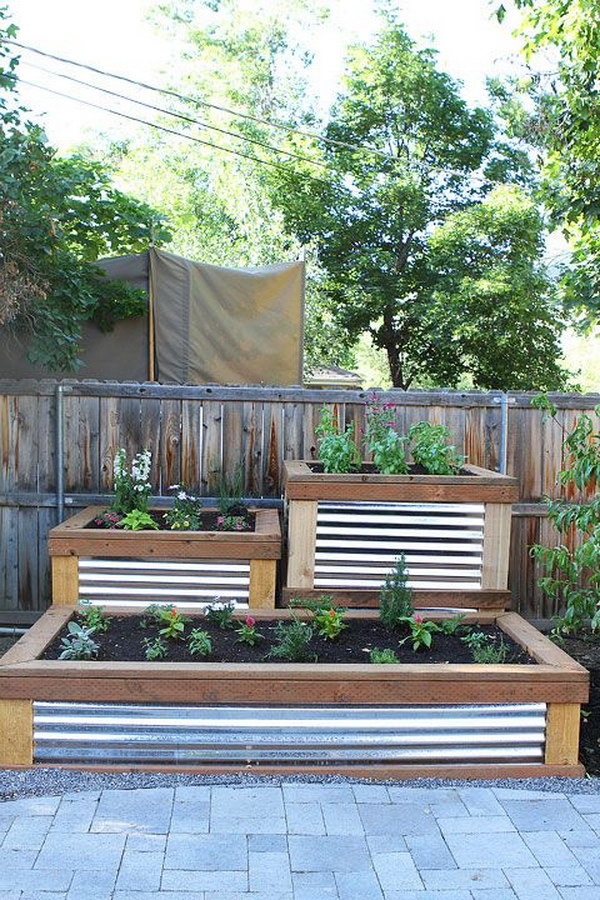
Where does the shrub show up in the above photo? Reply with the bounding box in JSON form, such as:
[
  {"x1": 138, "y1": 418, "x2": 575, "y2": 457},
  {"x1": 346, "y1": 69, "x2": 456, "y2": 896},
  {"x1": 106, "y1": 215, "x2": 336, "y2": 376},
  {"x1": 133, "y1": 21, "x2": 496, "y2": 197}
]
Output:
[{"x1": 379, "y1": 555, "x2": 414, "y2": 628}]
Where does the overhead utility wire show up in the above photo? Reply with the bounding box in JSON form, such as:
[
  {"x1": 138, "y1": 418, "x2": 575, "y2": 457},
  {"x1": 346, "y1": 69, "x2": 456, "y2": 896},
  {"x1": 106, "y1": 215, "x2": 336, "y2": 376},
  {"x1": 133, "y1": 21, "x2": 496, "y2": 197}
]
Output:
[
  {"x1": 4, "y1": 38, "x2": 397, "y2": 163},
  {"x1": 18, "y1": 60, "x2": 329, "y2": 171},
  {"x1": 14, "y1": 76, "x2": 329, "y2": 182}
]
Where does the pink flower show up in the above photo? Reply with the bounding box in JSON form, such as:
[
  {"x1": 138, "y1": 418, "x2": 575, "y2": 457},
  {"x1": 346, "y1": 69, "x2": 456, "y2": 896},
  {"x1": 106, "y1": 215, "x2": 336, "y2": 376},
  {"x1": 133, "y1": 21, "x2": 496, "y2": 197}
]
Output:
[
  {"x1": 245, "y1": 616, "x2": 256, "y2": 627},
  {"x1": 414, "y1": 614, "x2": 423, "y2": 623}
]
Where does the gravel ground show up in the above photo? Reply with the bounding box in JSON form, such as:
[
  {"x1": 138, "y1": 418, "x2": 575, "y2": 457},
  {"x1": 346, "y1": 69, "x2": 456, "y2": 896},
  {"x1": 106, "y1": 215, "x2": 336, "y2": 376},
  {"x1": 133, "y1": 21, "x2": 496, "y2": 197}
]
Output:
[{"x1": 1, "y1": 768, "x2": 599, "y2": 803}]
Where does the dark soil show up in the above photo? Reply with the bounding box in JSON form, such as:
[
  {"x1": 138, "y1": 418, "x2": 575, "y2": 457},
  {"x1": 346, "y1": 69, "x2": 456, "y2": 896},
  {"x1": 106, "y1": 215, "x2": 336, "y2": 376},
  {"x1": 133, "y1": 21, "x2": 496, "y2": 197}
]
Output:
[
  {"x1": 86, "y1": 506, "x2": 254, "y2": 532},
  {"x1": 555, "y1": 634, "x2": 600, "y2": 776},
  {"x1": 308, "y1": 462, "x2": 472, "y2": 476},
  {"x1": 43, "y1": 615, "x2": 534, "y2": 666}
]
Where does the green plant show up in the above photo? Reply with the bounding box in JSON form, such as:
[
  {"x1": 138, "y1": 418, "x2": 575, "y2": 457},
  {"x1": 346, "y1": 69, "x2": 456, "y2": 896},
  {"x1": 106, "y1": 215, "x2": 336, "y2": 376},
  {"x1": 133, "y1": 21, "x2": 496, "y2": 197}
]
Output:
[
  {"x1": 379, "y1": 556, "x2": 414, "y2": 628},
  {"x1": 77, "y1": 603, "x2": 112, "y2": 634},
  {"x1": 530, "y1": 398, "x2": 600, "y2": 633},
  {"x1": 204, "y1": 599, "x2": 236, "y2": 629},
  {"x1": 235, "y1": 615, "x2": 264, "y2": 646},
  {"x1": 462, "y1": 630, "x2": 509, "y2": 664},
  {"x1": 217, "y1": 466, "x2": 245, "y2": 515},
  {"x1": 216, "y1": 514, "x2": 250, "y2": 531},
  {"x1": 112, "y1": 449, "x2": 153, "y2": 515},
  {"x1": 364, "y1": 394, "x2": 408, "y2": 474},
  {"x1": 92, "y1": 510, "x2": 123, "y2": 529},
  {"x1": 142, "y1": 636, "x2": 168, "y2": 660},
  {"x1": 399, "y1": 614, "x2": 438, "y2": 651},
  {"x1": 140, "y1": 604, "x2": 164, "y2": 628},
  {"x1": 58, "y1": 621, "x2": 100, "y2": 660},
  {"x1": 120, "y1": 510, "x2": 159, "y2": 531},
  {"x1": 188, "y1": 628, "x2": 213, "y2": 657},
  {"x1": 165, "y1": 486, "x2": 203, "y2": 530},
  {"x1": 435, "y1": 614, "x2": 466, "y2": 636},
  {"x1": 370, "y1": 647, "x2": 400, "y2": 663},
  {"x1": 158, "y1": 606, "x2": 188, "y2": 640},
  {"x1": 313, "y1": 607, "x2": 347, "y2": 640},
  {"x1": 408, "y1": 422, "x2": 462, "y2": 475},
  {"x1": 315, "y1": 407, "x2": 360, "y2": 474},
  {"x1": 268, "y1": 617, "x2": 316, "y2": 662}
]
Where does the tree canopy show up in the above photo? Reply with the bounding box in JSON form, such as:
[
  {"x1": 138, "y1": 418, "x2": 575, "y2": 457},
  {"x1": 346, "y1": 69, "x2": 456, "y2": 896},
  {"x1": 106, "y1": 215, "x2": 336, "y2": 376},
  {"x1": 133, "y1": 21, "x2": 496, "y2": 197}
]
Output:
[{"x1": 0, "y1": 11, "x2": 170, "y2": 370}]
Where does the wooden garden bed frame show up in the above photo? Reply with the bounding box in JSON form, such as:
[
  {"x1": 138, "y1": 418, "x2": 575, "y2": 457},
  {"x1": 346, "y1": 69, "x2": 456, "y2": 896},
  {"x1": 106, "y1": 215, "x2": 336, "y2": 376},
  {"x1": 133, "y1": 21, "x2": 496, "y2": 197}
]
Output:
[
  {"x1": 48, "y1": 507, "x2": 281, "y2": 610},
  {"x1": 283, "y1": 460, "x2": 519, "y2": 602},
  {"x1": 0, "y1": 606, "x2": 588, "y2": 777}
]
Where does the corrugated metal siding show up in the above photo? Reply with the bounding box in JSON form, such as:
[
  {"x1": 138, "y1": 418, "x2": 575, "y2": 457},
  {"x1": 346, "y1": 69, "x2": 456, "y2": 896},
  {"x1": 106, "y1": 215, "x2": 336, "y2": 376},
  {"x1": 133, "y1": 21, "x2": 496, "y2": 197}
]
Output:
[
  {"x1": 315, "y1": 501, "x2": 485, "y2": 591},
  {"x1": 33, "y1": 701, "x2": 546, "y2": 766},
  {"x1": 78, "y1": 558, "x2": 250, "y2": 608}
]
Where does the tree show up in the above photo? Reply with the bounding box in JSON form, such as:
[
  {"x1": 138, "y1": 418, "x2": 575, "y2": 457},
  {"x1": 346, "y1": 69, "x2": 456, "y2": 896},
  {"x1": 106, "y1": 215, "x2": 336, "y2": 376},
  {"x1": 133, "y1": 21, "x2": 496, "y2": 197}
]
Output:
[
  {"x1": 269, "y1": 17, "x2": 566, "y2": 388},
  {"x1": 499, "y1": 1, "x2": 600, "y2": 324},
  {"x1": 427, "y1": 185, "x2": 567, "y2": 390},
  {"x1": 0, "y1": 11, "x2": 170, "y2": 370}
]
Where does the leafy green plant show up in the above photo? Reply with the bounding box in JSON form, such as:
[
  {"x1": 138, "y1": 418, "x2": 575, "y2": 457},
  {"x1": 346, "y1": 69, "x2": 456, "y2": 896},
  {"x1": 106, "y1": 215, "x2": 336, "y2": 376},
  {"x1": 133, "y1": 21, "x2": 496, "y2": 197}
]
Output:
[
  {"x1": 77, "y1": 603, "x2": 112, "y2": 634},
  {"x1": 59, "y1": 621, "x2": 100, "y2": 660},
  {"x1": 143, "y1": 636, "x2": 168, "y2": 660},
  {"x1": 204, "y1": 599, "x2": 236, "y2": 629},
  {"x1": 370, "y1": 647, "x2": 400, "y2": 664},
  {"x1": 408, "y1": 422, "x2": 462, "y2": 475},
  {"x1": 235, "y1": 615, "x2": 264, "y2": 646},
  {"x1": 379, "y1": 556, "x2": 414, "y2": 628},
  {"x1": 112, "y1": 449, "x2": 153, "y2": 515},
  {"x1": 120, "y1": 510, "x2": 159, "y2": 531},
  {"x1": 435, "y1": 614, "x2": 466, "y2": 636},
  {"x1": 92, "y1": 510, "x2": 123, "y2": 529},
  {"x1": 217, "y1": 466, "x2": 245, "y2": 516},
  {"x1": 530, "y1": 397, "x2": 600, "y2": 633},
  {"x1": 268, "y1": 617, "x2": 316, "y2": 662},
  {"x1": 399, "y1": 614, "x2": 438, "y2": 651},
  {"x1": 364, "y1": 394, "x2": 408, "y2": 474},
  {"x1": 216, "y1": 514, "x2": 250, "y2": 531},
  {"x1": 140, "y1": 604, "x2": 164, "y2": 628},
  {"x1": 315, "y1": 407, "x2": 360, "y2": 474},
  {"x1": 165, "y1": 486, "x2": 203, "y2": 530},
  {"x1": 158, "y1": 607, "x2": 188, "y2": 640},
  {"x1": 462, "y1": 630, "x2": 508, "y2": 664},
  {"x1": 313, "y1": 607, "x2": 347, "y2": 640},
  {"x1": 188, "y1": 628, "x2": 213, "y2": 658}
]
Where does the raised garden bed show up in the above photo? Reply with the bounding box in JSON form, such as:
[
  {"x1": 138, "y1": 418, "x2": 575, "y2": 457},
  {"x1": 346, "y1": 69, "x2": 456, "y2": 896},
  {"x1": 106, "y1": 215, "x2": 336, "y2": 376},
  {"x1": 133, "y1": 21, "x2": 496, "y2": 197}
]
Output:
[
  {"x1": 283, "y1": 460, "x2": 519, "y2": 606},
  {"x1": 48, "y1": 507, "x2": 281, "y2": 610},
  {"x1": 0, "y1": 606, "x2": 588, "y2": 778}
]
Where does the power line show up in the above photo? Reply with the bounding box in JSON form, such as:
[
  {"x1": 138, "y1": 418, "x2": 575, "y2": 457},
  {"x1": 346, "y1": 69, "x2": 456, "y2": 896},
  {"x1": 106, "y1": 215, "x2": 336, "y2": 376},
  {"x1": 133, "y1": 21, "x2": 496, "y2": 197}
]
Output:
[
  {"x1": 18, "y1": 59, "x2": 329, "y2": 172},
  {"x1": 4, "y1": 38, "x2": 397, "y2": 163},
  {"x1": 14, "y1": 76, "x2": 329, "y2": 182}
]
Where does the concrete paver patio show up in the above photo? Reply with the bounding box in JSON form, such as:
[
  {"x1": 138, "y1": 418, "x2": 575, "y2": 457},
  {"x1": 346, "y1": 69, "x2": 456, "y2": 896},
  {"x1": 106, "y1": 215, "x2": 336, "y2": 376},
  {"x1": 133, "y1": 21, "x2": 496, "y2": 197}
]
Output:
[{"x1": 1, "y1": 784, "x2": 600, "y2": 899}]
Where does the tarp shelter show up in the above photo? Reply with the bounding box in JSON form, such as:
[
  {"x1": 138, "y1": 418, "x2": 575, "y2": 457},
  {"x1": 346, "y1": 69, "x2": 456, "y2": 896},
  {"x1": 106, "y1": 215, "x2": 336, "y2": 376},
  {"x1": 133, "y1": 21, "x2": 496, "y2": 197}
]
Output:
[{"x1": 0, "y1": 248, "x2": 305, "y2": 385}]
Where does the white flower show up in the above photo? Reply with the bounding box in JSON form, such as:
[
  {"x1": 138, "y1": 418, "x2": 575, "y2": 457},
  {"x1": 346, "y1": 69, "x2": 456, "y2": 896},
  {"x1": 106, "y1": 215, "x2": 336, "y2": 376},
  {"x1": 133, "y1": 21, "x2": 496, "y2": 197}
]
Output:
[{"x1": 177, "y1": 491, "x2": 187, "y2": 501}]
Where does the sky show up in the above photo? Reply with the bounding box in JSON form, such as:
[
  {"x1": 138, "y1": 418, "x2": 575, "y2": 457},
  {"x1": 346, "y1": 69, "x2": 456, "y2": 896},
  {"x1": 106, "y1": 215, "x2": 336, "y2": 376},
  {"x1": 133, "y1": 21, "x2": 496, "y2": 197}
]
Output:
[{"x1": 9, "y1": 0, "x2": 521, "y2": 150}]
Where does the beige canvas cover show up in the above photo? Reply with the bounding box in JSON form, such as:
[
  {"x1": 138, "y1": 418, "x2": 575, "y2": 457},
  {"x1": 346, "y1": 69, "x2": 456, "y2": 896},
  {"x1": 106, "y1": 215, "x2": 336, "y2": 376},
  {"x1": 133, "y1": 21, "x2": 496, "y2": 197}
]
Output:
[{"x1": 150, "y1": 248, "x2": 304, "y2": 385}]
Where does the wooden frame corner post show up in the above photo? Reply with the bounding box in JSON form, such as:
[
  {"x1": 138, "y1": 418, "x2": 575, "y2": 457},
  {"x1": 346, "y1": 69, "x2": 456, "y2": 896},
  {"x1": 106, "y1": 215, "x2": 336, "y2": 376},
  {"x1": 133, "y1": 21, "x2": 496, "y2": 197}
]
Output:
[
  {"x1": 287, "y1": 500, "x2": 317, "y2": 588},
  {"x1": 0, "y1": 699, "x2": 33, "y2": 766},
  {"x1": 545, "y1": 703, "x2": 581, "y2": 767},
  {"x1": 51, "y1": 555, "x2": 79, "y2": 606},
  {"x1": 248, "y1": 559, "x2": 277, "y2": 609},
  {"x1": 482, "y1": 503, "x2": 512, "y2": 590}
]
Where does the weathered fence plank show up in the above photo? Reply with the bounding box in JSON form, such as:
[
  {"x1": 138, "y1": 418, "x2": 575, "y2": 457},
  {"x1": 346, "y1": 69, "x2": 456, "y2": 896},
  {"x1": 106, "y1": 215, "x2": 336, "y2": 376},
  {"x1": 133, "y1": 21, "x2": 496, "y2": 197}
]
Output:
[{"x1": 0, "y1": 380, "x2": 598, "y2": 619}]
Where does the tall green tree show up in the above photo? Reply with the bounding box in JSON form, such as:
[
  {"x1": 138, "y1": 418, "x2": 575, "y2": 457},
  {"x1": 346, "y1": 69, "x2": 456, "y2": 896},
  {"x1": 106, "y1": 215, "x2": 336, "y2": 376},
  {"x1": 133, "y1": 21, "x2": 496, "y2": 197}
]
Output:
[
  {"x1": 269, "y1": 18, "x2": 561, "y2": 388},
  {"x1": 0, "y1": 10, "x2": 170, "y2": 370}
]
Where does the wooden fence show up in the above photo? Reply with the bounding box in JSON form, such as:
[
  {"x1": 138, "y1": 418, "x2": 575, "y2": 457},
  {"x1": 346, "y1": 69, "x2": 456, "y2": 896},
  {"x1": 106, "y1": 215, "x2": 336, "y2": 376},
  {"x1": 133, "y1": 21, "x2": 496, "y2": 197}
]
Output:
[{"x1": 1, "y1": 379, "x2": 599, "y2": 622}]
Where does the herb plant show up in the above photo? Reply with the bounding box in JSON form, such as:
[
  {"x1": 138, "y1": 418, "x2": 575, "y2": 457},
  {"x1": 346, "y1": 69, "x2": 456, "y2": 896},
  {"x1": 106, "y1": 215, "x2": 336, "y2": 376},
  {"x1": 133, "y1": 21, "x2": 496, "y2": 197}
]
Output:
[
  {"x1": 408, "y1": 422, "x2": 462, "y2": 475},
  {"x1": 112, "y1": 448, "x2": 152, "y2": 514},
  {"x1": 188, "y1": 628, "x2": 213, "y2": 657},
  {"x1": 370, "y1": 647, "x2": 400, "y2": 663},
  {"x1": 143, "y1": 636, "x2": 168, "y2": 660},
  {"x1": 235, "y1": 615, "x2": 263, "y2": 646},
  {"x1": 204, "y1": 599, "x2": 236, "y2": 629},
  {"x1": 217, "y1": 466, "x2": 245, "y2": 515},
  {"x1": 165, "y1": 486, "x2": 203, "y2": 530},
  {"x1": 364, "y1": 394, "x2": 408, "y2": 474},
  {"x1": 59, "y1": 621, "x2": 100, "y2": 660},
  {"x1": 315, "y1": 406, "x2": 360, "y2": 474},
  {"x1": 140, "y1": 604, "x2": 163, "y2": 628},
  {"x1": 379, "y1": 555, "x2": 414, "y2": 628},
  {"x1": 530, "y1": 395, "x2": 600, "y2": 633},
  {"x1": 268, "y1": 617, "x2": 316, "y2": 662},
  {"x1": 462, "y1": 630, "x2": 508, "y2": 663},
  {"x1": 77, "y1": 603, "x2": 112, "y2": 634},
  {"x1": 435, "y1": 614, "x2": 466, "y2": 636},
  {"x1": 120, "y1": 510, "x2": 159, "y2": 531}
]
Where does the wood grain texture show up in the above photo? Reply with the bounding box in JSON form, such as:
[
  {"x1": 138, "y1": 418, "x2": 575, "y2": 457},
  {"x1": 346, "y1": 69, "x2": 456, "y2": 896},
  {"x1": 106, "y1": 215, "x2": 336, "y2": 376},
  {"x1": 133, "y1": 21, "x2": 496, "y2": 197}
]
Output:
[
  {"x1": 248, "y1": 559, "x2": 277, "y2": 609},
  {"x1": 286, "y1": 500, "x2": 317, "y2": 588},
  {"x1": 545, "y1": 703, "x2": 581, "y2": 766},
  {"x1": 282, "y1": 588, "x2": 512, "y2": 610},
  {"x1": 482, "y1": 503, "x2": 513, "y2": 589},
  {"x1": 51, "y1": 556, "x2": 79, "y2": 607},
  {"x1": 0, "y1": 699, "x2": 32, "y2": 766}
]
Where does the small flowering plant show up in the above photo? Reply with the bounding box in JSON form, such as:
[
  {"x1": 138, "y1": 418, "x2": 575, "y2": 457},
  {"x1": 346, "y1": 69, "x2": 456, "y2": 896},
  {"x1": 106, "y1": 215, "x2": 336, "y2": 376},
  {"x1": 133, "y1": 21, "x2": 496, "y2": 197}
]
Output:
[
  {"x1": 399, "y1": 613, "x2": 439, "y2": 652},
  {"x1": 216, "y1": 514, "x2": 250, "y2": 532},
  {"x1": 92, "y1": 509, "x2": 123, "y2": 529},
  {"x1": 165, "y1": 485, "x2": 203, "y2": 531},
  {"x1": 364, "y1": 393, "x2": 408, "y2": 475},
  {"x1": 314, "y1": 606, "x2": 347, "y2": 640},
  {"x1": 113, "y1": 448, "x2": 152, "y2": 514},
  {"x1": 157, "y1": 605, "x2": 189, "y2": 640},
  {"x1": 235, "y1": 615, "x2": 264, "y2": 646},
  {"x1": 204, "y1": 598, "x2": 236, "y2": 629}
]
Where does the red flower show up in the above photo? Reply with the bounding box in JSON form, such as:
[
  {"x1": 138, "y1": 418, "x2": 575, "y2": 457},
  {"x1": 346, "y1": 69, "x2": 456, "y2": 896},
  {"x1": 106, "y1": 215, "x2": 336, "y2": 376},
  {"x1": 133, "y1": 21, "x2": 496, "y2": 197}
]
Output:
[
  {"x1": 414, "y1": 614, "x2": 423, "y2": 623},
  {"x1": 245, "y1": 616, "x2": 256, "y2": 628}
]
